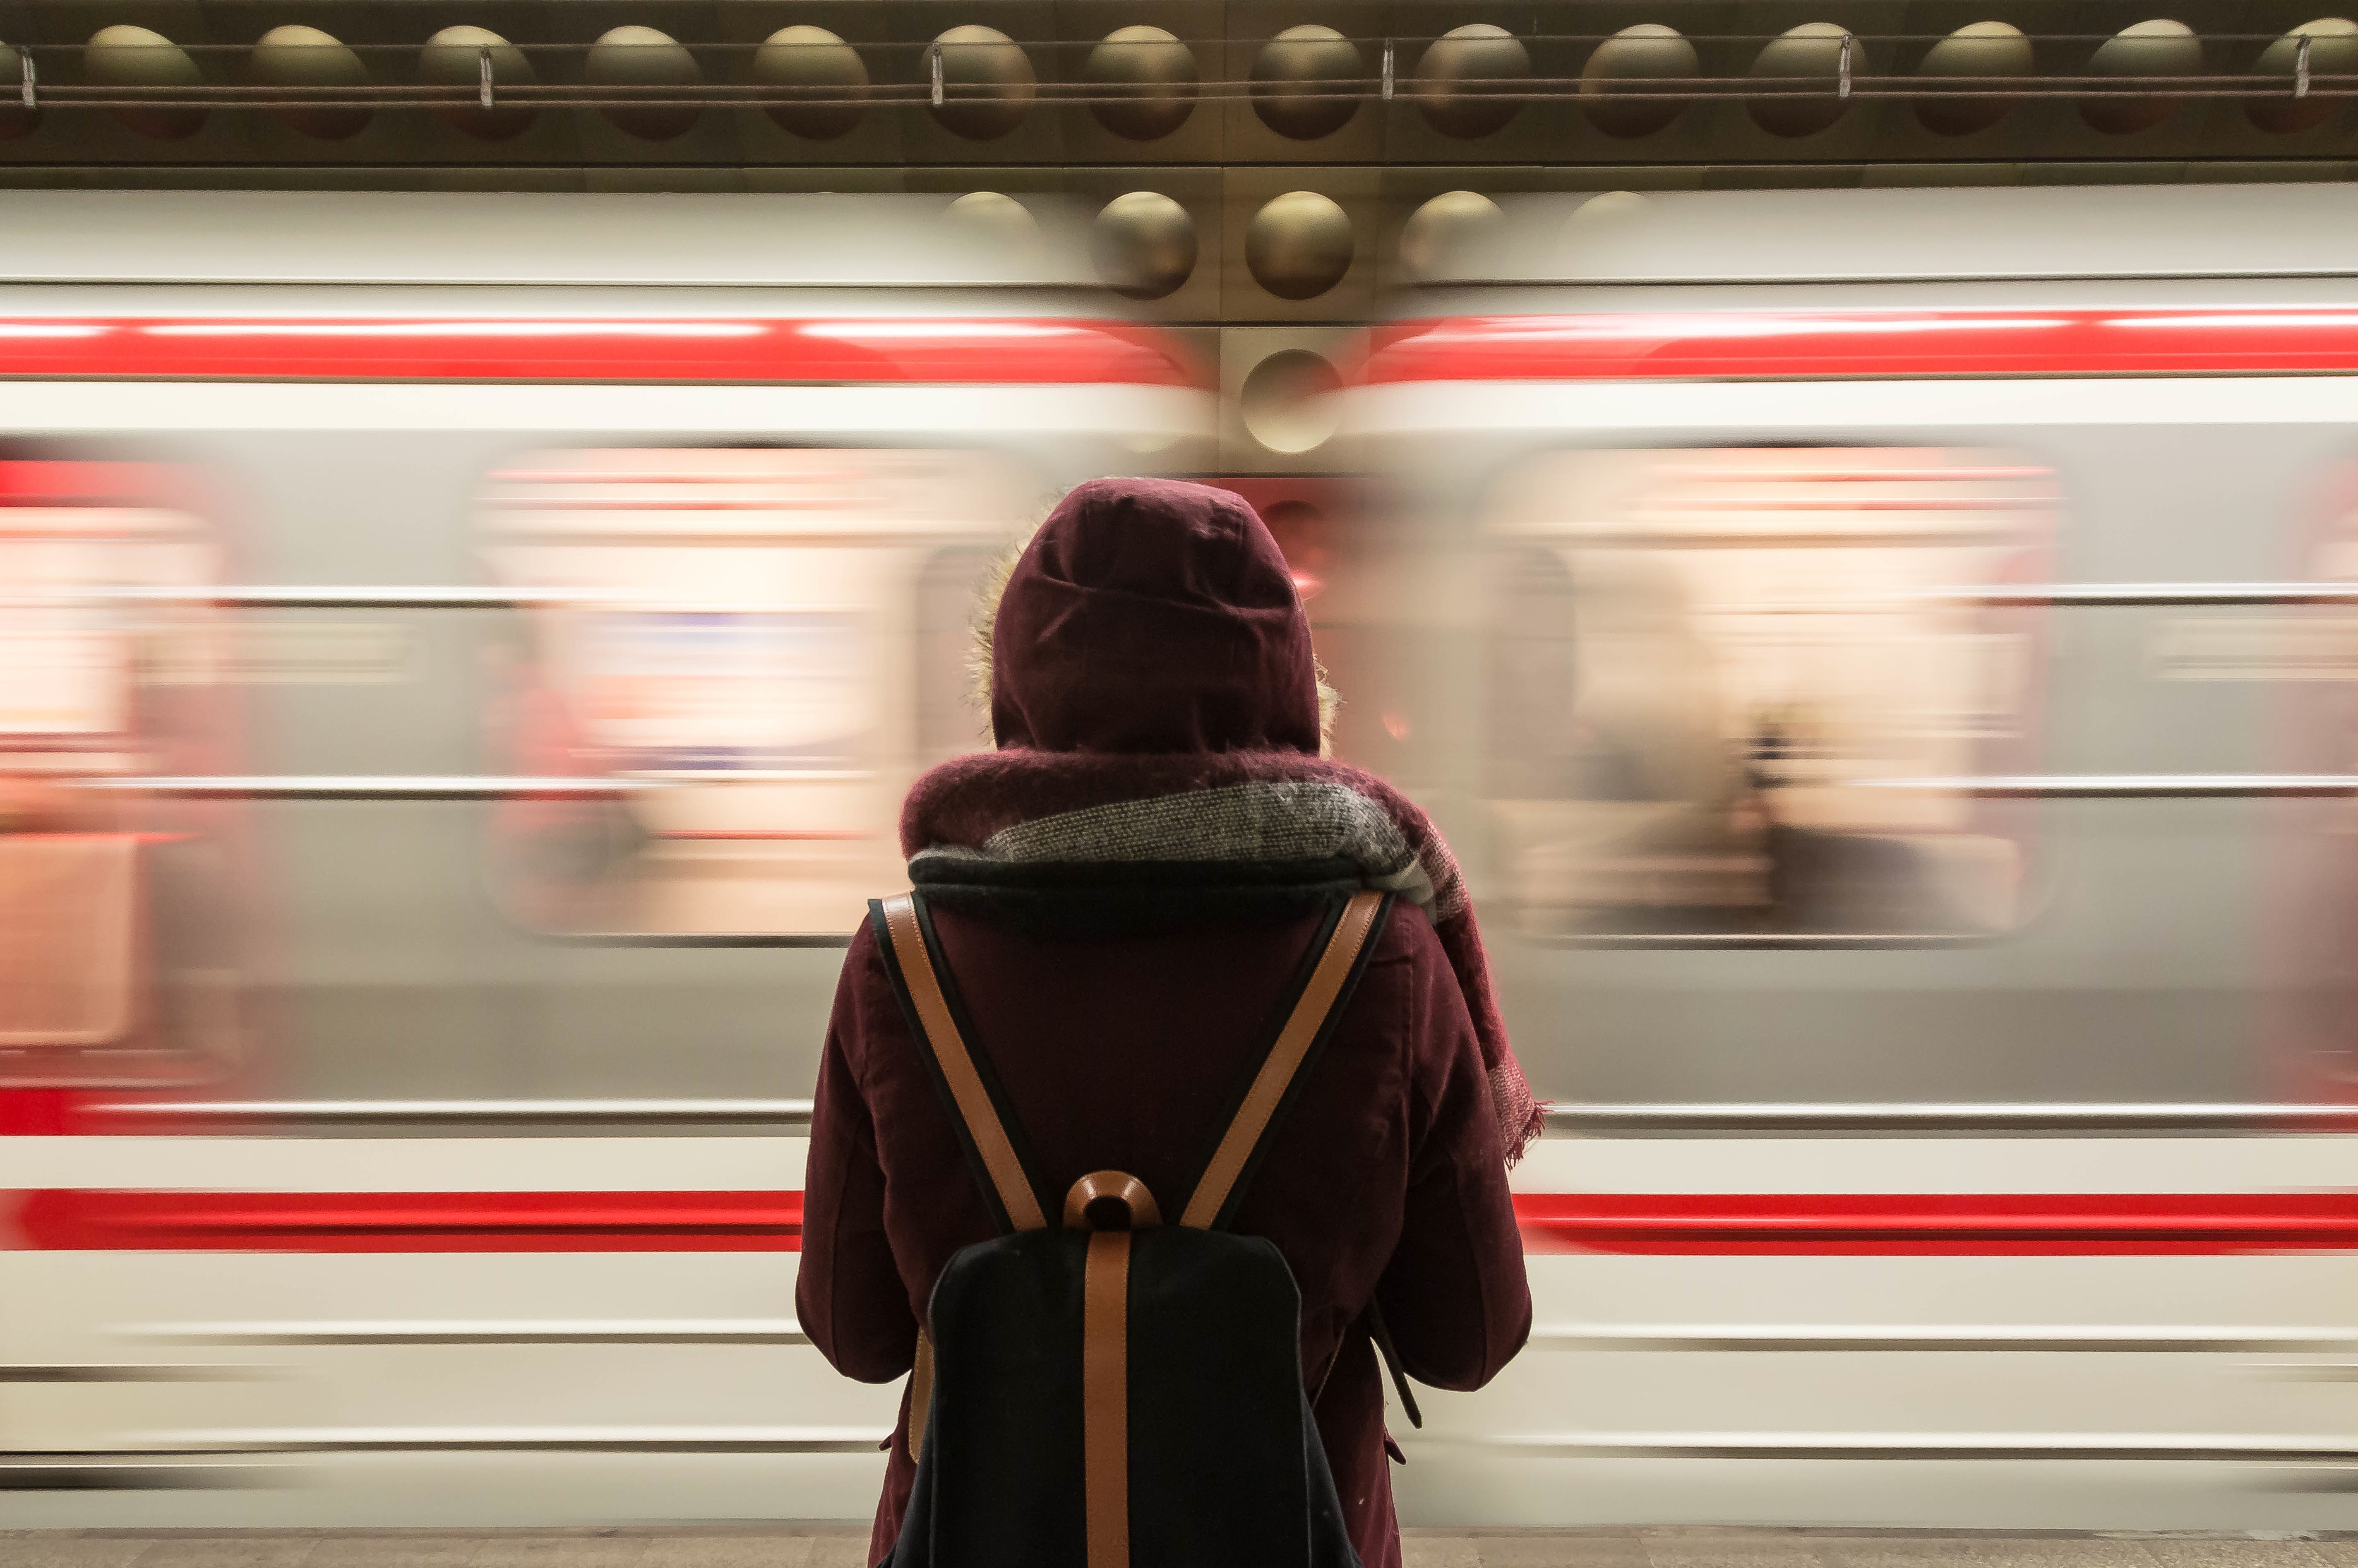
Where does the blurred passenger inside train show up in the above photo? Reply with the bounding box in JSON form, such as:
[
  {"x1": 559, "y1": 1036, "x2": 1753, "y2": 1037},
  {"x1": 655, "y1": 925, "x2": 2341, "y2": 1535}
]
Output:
[
  {"x1": 1480, "y1": 446, "x2": 2046, "y2": 940},
  {"x1": 797, "y1": 478, "x2": 1537, "y2": 1568}
]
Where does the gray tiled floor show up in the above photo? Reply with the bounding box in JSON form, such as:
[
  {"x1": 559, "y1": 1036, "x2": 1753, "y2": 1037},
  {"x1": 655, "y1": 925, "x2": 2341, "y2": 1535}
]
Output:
[{"x1": 4, "y1": 1532, "x2": 2353, "y2": 1568}]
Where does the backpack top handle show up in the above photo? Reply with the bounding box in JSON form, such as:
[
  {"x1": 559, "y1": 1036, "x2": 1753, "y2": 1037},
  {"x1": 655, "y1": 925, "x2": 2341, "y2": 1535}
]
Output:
[{"x1": 1065, "y1": 1170, "x2": 1162, "y2": 1231}]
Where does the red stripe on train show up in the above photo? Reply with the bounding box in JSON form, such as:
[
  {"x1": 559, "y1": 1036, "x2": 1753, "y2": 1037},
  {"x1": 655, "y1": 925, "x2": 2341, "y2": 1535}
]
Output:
[
  {"x1": 0, "y1": 319, "x2": 1199, "y2": 387},
  {"x1": 10, "y1": 1189, "x2": 802, "y2": 1252},
  {"x1": 7, "y1": 1188, "x2": 2357, "y2": 1254},
  {"x1": 1518, "y1": 1192, "x2": 2358, "y2": 1255},
  {"x1": 0, "y1": 1093, "x2": 83, "y2": 1136},
  {"x1": 1361, "y1": 309, "x2": 2358, "y2": 385}
]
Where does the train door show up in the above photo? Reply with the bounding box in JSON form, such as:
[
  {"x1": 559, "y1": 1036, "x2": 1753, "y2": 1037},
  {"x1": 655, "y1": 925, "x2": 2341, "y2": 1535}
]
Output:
[{"x1": 0, "y1": 456, "x2": 279, "y2": 1481}]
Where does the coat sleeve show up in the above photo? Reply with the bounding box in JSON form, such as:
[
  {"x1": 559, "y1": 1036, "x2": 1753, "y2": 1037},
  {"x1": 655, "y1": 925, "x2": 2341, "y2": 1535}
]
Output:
[
  {"x1": 1371, "y1": 915, "x2": 1533, "y2": 1392},
  {"x1": 795, "y1": 920, "x2": 921, "y2": 1385}
]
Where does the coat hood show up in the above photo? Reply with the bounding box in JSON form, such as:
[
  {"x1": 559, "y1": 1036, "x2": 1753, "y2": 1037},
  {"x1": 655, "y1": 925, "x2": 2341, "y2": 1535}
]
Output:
[{"x1": 989, "y1": 478, "x2": 1323, "y2": 755}]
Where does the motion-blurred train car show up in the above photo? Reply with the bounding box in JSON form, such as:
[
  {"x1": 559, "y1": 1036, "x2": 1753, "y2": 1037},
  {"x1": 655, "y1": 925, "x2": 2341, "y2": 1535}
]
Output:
[
  {"x1": 1341, "y1": 182, "x2": 2358, "y2": 1529},
  {"x1": 0, "y1": 190, "x2": 1206, "y2": 1522},
  {"x1": 18, "y1": 179, "x2": 2358, "y2": 1536}
]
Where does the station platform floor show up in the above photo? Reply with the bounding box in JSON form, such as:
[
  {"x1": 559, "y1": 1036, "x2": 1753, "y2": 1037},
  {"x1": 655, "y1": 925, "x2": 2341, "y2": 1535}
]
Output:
[{"x1": 5, "y1": 1530, "x2": 2350, "y2": 1568}]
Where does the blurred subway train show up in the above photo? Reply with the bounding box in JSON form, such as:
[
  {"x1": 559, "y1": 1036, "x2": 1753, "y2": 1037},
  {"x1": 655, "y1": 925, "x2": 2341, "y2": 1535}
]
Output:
[{"x1": 6, "y1": 184, "x2": 2358, "y2": 1531}]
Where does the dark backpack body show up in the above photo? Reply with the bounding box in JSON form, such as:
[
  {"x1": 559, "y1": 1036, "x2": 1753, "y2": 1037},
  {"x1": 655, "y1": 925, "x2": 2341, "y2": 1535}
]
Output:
[
  {"x1": 901, "y1": 1226, "x2": 1354, "y2": 1568},
  {"x1": 871, "y1": 889, "x2": 1389, "y2": 1568}
]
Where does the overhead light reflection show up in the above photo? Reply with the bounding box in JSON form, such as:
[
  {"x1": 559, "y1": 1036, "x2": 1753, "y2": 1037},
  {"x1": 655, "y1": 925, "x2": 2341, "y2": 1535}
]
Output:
[
  {"x1": 1434, "y1": 315, "x2": 2077, "y2": 345},
  {"x1": 798, "y1": 321, "x2": 1076, "y2": 341},
  {"x1": 141, "y1": 321, "x2": 769, "y2": 339},
  {"x1": 2102, "y1": 313, "x2": 2358, "y2": 331}
]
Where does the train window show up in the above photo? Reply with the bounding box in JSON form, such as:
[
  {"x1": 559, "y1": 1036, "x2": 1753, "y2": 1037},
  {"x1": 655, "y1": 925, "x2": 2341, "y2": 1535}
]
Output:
[
  {"x1": 0, "y1": 459, "x2": 245, "y2": 1085},
  {"x1": 1479, "y1": 446, "x2": 2055, "y2": 940},
  {"x1": 480, "y1": 446, "x2": 1032, "y2": 938}
]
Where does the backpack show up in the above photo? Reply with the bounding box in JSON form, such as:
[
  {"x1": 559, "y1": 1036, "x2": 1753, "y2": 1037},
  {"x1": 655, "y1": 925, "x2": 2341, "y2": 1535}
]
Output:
[{"x1": 870, "y1": 886, "x2": 1395, "y2": 1568}]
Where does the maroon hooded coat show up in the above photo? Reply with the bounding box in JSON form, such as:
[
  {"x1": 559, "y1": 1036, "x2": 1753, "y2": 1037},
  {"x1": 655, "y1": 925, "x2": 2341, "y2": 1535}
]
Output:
[{"x1": 797, "y1": 479, "x2": 1532, "y2": 1568}]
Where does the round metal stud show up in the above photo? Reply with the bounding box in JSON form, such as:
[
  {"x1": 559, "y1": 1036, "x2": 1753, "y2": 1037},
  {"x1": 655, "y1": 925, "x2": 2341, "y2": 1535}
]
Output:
[
  {"x1": 1084, "y1": 25, "x2": 1197, "y2": 140},
  {"x1": 1251, "y1": 25, "x2": 1361, "y2": 141},
  {"x1": 586, "y1": 25, "x2": 702, "y2": 141},
  {"x1": 1412, "y1": 24, "x2": 1529, "y2": 139},
  {"x1": 1558, "y1": 189, "x2": 1652, "y2": 259},
  {"x1": 1093, "y1": 191, "x2": 1198, "y2": 300},
  {"x1": 751, "y1": 26, "x2": 867, "y2": 139},
  {"x1": 2082, "y1": 20, "x2": 2202, "y2": 134},
  {"x1": 248, "y1": 24, "x2": 370, "y2": 140},
  {"x1": 2251, "y1": 18, "x2": 2358, "y2": 132},
  {"x1": 1747, "y1": 22, "x2": 1853, "y2": 138},
  {"x1": 1580, "y1": 24, "x2": 1697, "y2": 138},
  {"x1": 85, "y1": 25, "x2": 206, "y2": 140},
  {"x1": 1398, "y1": 190, "x2": 1501, "y2": 283},
  {"x1": 419, "y1": 26, "x2": 536, "y2": 140},
  {"x1": 1914, "y1": 21, "x2": 2032, "y2": 136},
  {"x1": 1245, "y1": 190, "x2": 1355, "y2": 300},
  {"x1": 944, "y1": 190, "x2": 1044, "y2": 267},
  {"x1": 927, "y1": 25, "x2": 1035, "y2": 141},
  {"x1": 1240, "y1": 349, "x2": 1344, "y2": 454}
]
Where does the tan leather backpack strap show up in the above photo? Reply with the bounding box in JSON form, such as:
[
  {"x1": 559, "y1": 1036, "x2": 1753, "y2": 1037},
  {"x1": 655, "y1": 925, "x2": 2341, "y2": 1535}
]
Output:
[
  {"x1": 1081, "y1": 1229, "x2": 1133, "y2": 1568},
  {"x1": 1179, "y1": 889, "x2": 1389, "y2": 1230},
  {"x1": 875, "y1": 890, "x2": 1043, "y2": 1467},
  {"x1": 878, "y1": 892, "x2": 1049, "y2": 1233},
  {"x1": 1065, "y1": 1174, "x2": 1157, "y2": 1568},
  {"x1": 906, "y1": 1326, "x2": 934, "y2": 1463}
]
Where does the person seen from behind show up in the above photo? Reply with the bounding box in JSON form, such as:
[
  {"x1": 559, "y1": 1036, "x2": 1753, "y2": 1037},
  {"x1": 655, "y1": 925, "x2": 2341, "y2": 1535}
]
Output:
[{"x1": 798, "y1": 478, "x2": 1539, "y2": 1568}]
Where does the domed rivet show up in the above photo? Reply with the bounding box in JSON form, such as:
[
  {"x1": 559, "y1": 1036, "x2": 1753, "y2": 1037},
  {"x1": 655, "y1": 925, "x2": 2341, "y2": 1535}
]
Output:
[
  {"x1": 752, "y1": 26, "x2": 866, "y2": 139},
  {"x1": 1398, "y1": 191, "x2": 1501, "y2": 283},
  {"x1": 927, "y1": 26, "x2": 1034, "y2": 140},
  {"x1": 2252, "y1": 18, "x2": 2358, "y2": 132},
  {"x1": 86, "y1": 25, "x2": 206, "y2": 140},
  {"x1": 1412, "y1": 25, "x2": 1528, "y2": 139},
  {"x1": 1914, "y1": 21, "x2": 2033, "y2": 136},
  {"x1": 1557, "y1": 190, "x2": 1652, "y2": 258},
  {"x1": 1246, "y1": 190, "x2": 1355, "y2": 301},
  {"x1": 586, "y1": 26, "x2": 702, "y2": 141},
  {"x1": 1084, "y1": 26, "x2": 1197, "y2": 141},
  {"x1": 420, "y1": 27, "x2": 536, "y2": 141},
  {"x1": 1748, "y1": 23, "x2": 1853, "y2": 138},
  {"x1": 1093, "y1": 192, "x2": 1197, "y2": 299},
  {"x1": 2082, "y1": 21, "x2": 2202, "y2": 134},
  {"x1": 249, "y1": 25, "x2": 370, "y2": 140},
  {"x1": 1251, "y1": 25, "x2": 1361, "y2": 141},
  {"x1": 944, "y1": 191, "x2": 1045, "y2": 268},
  {"x1": 1580, "y1": 24, "x2": 1697, "y2": 138},
  {"x1": 1240, "y1": 349, "x2": 1344, "y2": 454}
]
